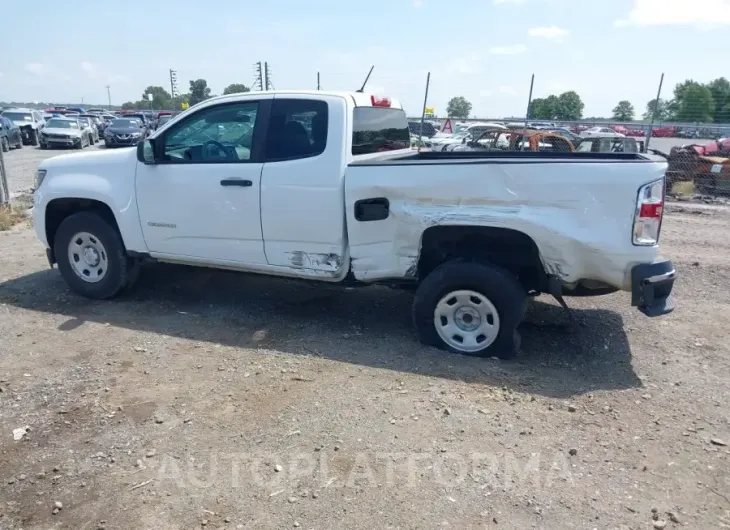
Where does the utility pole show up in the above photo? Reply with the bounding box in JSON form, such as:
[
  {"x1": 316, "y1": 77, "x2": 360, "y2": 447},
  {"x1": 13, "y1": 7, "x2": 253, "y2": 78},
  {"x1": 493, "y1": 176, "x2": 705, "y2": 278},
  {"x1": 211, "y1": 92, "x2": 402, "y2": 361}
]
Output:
[
  {"x1": 254, "y1": 62, "x2": 263, "y2": 91},
  {"x1": 264, "y1": 62, "x2": 270, "y2": 91},
  {"x1": 169, "y1": 69, "x2": 179, "y2": 110},
  {"x1": 106, "y1": 85, "x2": 111, "y2": 110},
  {"x1": 317, "y1": 72, "x2": 320, "y2": 90}
]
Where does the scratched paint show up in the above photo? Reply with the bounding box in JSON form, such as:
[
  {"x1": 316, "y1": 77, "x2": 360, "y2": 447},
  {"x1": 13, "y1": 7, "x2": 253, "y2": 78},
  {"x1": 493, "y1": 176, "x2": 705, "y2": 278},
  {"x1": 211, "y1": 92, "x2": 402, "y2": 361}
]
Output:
[{"x1": 287, "y1": 251, "x2": 342, "y2": 272}]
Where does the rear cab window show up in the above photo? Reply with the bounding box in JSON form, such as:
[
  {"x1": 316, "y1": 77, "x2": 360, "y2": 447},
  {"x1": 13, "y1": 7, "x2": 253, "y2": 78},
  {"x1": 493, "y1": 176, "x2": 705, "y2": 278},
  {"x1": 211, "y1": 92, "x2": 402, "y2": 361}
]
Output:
[{"x1": 351, "y1": 95, "x2": 410, "y2": 156}]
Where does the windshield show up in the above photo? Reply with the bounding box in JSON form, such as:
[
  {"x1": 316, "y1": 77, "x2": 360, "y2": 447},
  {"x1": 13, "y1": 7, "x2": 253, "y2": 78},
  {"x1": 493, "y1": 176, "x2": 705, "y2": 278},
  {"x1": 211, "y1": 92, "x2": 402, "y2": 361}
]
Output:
[
  {"x1": 46, "y1": 119, "x2": 79, "y2": 129},
  {"x1": 111, "y1": 119, "x2": 140, "y2": 128},
  {"x1": 352, "y1": 107, "x2": 410, "y2": 155},
  {"x1": 2, "y1": 112, "x2": 32, "y2": 121}
]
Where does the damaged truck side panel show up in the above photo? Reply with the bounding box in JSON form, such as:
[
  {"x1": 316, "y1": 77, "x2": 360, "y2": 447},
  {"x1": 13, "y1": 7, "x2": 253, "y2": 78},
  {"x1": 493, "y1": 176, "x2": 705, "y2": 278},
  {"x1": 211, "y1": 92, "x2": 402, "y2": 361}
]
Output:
[{"x1": 344, "y1": 157, "x2": 666, "y2": 291}]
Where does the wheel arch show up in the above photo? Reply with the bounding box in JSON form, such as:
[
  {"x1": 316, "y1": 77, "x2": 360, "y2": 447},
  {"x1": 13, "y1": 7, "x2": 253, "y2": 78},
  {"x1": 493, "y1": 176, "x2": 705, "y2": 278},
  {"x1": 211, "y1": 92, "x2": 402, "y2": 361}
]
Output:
[
  {"x1": 45, "y1": 198, "x2": 123, "y2": 264},
  {"x1": 417, "y1": 225, "x2": 548, "y2": 293}
]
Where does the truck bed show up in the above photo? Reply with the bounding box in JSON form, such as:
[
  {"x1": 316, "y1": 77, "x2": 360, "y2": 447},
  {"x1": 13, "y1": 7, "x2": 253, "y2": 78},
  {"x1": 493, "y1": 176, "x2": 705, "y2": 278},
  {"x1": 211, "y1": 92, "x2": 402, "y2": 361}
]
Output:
[
  {"x1": 344, "y1": 147, "x2": 668, "y2": 287},
  {"x1": 350, "y1": 150, "x2": 655, "y2": 166}
]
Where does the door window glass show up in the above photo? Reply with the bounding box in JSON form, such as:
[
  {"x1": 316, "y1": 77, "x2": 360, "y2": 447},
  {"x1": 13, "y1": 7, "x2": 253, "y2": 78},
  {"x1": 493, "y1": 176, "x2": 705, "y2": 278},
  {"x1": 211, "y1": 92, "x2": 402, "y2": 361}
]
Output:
[{"x1": 162, "y1": 102, "x2": 258, "y2": 163}]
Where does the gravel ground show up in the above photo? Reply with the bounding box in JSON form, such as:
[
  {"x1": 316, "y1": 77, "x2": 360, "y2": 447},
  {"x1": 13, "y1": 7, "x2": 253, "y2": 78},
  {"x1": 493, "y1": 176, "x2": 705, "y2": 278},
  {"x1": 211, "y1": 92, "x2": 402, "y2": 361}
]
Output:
[{"x1": 0, "y1": 147, "x2": 729, "y2": 529}]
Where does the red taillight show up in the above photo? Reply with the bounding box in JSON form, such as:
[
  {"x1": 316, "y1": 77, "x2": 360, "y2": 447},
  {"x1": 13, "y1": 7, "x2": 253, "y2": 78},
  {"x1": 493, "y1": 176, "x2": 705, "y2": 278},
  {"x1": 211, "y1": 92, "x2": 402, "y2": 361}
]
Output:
[
  {"x1": 639, "y1": 203, "x2": 662, "y2": 218},
  {"x1": 371, "y1": 95, "x2": 391, "y2": 107},
  {"x1": 633, "y1": 178, "x2": 665, "y2": 246}
]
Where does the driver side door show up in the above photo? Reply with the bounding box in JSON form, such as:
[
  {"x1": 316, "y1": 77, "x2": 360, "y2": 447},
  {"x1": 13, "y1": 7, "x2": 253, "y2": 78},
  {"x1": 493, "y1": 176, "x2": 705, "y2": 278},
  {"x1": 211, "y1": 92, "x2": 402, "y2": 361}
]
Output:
[{"x1": 135, "y1": 98, "x2": 271, "y2": 265}]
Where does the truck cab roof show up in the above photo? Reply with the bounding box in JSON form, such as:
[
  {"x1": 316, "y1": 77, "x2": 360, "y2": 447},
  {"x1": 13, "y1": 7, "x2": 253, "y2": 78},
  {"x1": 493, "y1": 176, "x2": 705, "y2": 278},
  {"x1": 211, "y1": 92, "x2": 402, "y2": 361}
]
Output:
[{"x1": 197, "y1": 90, "x2": 404, "y2": 110}]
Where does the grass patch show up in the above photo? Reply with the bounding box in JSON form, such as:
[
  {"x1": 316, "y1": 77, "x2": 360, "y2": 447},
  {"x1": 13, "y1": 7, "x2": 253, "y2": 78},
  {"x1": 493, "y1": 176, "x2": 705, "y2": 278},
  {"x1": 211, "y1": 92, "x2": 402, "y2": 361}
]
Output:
[
  {"x1": 0, "y1": 205, "x2": 27, "y2": 231},
  {"x1": 671, "y1": 180, "x2": 696, "y2": 196}
]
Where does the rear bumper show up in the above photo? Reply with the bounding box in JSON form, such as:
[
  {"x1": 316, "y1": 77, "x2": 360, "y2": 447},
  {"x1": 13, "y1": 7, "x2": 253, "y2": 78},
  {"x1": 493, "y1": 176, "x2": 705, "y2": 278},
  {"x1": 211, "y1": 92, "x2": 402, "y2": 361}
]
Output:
[{"x1": 631, "y1": 260, "x2": 676, "y2": 317}]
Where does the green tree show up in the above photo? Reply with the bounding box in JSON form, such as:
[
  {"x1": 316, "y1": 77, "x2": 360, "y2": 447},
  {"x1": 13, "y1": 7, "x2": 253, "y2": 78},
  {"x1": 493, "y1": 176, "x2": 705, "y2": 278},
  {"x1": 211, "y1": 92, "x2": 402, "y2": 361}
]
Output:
[
  {"x1": 674, "y1": 82, "x2": 714, "y2": 122},
  {"x1": 223, "y1": 83, "x2": 251, "y2": 95},
  {"x1": 446, "y1": 96, "x2": 472, "y2": 118},
  {"x1": 188, "y1": 79, "x2": 212, "y2": 106},
  {"x1": 120, "y1": 101, "x2": 136, "y2": 110},
  {"x1": 706, "y1": 77, "x2": 730, "y2": 123},
  {"x1": 611, "y1": 100, "x2": 635, "y2": 121},
  {"x1": 141, "y1": 86, "x2": 172, "y2": 109},
  {"x1": 642, "y1": 98, "x2": 670, "y2": 121},
  {"x1": 529, "y1": 95, "x2": 558, "y2": 120},
  {"x1": 555, "y1": 91, "x2": 584, "y2": 120}
]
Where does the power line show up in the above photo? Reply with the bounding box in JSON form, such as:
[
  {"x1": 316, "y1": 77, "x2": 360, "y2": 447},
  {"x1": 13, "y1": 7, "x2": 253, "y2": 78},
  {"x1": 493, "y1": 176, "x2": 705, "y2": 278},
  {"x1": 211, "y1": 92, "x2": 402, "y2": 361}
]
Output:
[
  {"x1": 254, "y1": 62, "x2": 263, "y2": 91},
  {"x1": 169, "y1": 69, "x2": 179, "y2": 110}
]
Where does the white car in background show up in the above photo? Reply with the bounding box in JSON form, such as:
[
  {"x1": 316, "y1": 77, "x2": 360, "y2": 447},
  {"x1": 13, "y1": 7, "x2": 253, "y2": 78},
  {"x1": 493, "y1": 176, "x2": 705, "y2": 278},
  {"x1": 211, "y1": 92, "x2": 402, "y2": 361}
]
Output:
[
  {"x1": 430, "y1": 122, "x2": 507, "y2": 151},
  {"x1": 582, "y1": 126, "x2": 625, "y2": 138}
]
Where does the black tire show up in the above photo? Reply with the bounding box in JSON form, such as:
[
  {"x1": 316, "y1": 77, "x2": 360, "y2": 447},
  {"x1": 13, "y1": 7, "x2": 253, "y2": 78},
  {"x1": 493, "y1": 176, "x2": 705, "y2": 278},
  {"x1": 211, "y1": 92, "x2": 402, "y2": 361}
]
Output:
[
  {"x1": 30, "y1": 129, "x2": 39, "y2": 146},
  {"x1": 16, "y1": 137, "x2": 23, "y2": 149},
  {"x1": 412, "y1": 260, "x2": 527, "y2": 359},
  {"x1": 40, "y1": 143, "x2": 47, "y2": 150},
  {"x1": 54, "y1": 211, "x2": 130, "y2": 299},
  {"x1": 75, "y1": 138, "x2": 83, "y2": 150},
  {"x1": 1, "y1": 137, "x2": 8, "y2": 152}
]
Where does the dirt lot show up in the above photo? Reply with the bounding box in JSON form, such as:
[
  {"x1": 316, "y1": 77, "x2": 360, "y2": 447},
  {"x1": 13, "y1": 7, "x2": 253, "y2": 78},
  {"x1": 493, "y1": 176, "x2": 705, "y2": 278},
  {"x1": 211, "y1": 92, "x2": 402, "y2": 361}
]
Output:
[{"x1": 1, "y1": 146, "x2": 729, "y2": 529}]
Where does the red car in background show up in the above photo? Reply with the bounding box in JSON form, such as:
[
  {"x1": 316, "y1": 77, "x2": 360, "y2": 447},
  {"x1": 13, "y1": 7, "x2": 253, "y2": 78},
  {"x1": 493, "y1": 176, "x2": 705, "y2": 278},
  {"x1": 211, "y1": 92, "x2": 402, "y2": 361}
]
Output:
[{"x1": 651, "y1": 126, "x2": 676, "y2": 137}]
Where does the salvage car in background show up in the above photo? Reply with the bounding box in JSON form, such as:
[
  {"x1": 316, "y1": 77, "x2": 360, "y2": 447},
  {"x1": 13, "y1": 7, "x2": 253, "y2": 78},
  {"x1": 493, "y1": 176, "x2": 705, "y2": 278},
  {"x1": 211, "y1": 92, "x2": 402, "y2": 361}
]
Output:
[
  {"x1": 452, "y1": 129, "x2": 574, "y2": 153},
  {"x1": 581, "y1": 126, "x2": 625, "y2": 138},
  {"x1": 39, "y1": 117, "x2": 89, "y2": 149},
  {"x1": 666, "y1": 139, "x2": 730, "y2": 195},
  {"x1": 104, "y1": 118, "x2": 147, "y2": 148},
  {"x1": 77, "y1": 116, "x2": 99, "y2": 144},
  {"x1": 0, "y1": 107, "x2": 44, "y2": 145},
  {"x1": 0, "y1": 116, "x2": 23, "y2": 151},
  {"x1": 575, "y1": 137, "x2": 644, "y2": 153}
]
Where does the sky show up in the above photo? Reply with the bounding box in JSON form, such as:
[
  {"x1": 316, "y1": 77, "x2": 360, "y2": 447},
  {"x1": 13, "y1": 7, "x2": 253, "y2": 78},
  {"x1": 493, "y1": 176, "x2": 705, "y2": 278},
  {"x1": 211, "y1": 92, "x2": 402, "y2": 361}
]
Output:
[{"x1": 1, "y1": 0, "x2": 729, "y2": 117}]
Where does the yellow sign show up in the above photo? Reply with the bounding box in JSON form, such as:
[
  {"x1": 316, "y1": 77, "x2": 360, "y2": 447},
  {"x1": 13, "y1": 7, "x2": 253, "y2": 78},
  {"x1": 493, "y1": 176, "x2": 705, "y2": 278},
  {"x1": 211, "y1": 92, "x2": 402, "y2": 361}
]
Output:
[
  {"x1": 181, "y1": 102, "x2": 189, "y2": 110},
  {"x1": 425, "y1": 107, "x2": 434, "y2": 115}
]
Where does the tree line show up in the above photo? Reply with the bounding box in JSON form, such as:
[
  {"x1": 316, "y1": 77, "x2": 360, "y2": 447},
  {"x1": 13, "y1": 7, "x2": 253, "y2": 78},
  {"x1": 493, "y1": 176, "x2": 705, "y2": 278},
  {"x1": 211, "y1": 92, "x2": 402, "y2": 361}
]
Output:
[
  {"x1": 120, "y1": 80, "x2": 251, "y2": 110},
  {"x1": 444, "y1": 77, "x2": 730, "y2": 124}
]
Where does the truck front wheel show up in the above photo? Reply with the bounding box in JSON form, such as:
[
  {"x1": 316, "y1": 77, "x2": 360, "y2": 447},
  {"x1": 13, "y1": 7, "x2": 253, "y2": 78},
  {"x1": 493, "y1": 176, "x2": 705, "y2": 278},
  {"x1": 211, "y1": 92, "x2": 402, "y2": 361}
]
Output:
[
  {"x1": 54, "y1": 212, "x2": 132, "y2": 299},
  {"x1": 412, "y1": 261, "x2": 526, "y2": 359}
]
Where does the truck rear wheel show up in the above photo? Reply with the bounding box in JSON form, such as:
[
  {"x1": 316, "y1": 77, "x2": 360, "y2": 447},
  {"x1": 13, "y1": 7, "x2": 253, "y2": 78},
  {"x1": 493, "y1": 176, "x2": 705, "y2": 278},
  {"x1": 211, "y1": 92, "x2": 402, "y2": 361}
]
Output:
[
  {"x1": 54, "y1": 212, "x2": 131, "y2": 299},
  {"x1": 30, "y1": 129, "x2": 39, "y2": 146},
  {"x1": 412, "y1": 260, "x2": 526, "y2": 359}
]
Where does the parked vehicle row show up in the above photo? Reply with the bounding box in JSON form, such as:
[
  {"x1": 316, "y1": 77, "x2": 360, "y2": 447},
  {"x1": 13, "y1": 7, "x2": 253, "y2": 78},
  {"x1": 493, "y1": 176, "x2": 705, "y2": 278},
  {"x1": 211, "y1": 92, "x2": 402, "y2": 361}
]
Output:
[{"x1": 0, "y1": 104, "x2": 182, "y2": 151}]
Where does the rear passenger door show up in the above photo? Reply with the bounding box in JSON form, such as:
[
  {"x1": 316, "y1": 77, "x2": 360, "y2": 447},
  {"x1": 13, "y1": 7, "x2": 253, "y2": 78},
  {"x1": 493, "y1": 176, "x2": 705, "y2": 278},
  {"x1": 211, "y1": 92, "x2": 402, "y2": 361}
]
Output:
[{"x1": 259, "y1": 95, "x2": 347, "y2": 276}]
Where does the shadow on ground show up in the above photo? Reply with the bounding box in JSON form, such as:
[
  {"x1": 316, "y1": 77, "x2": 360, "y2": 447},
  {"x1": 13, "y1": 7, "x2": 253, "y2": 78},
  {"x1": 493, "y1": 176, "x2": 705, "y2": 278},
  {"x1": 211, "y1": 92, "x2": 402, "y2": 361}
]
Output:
[{"x1": 0, "y1": 263, "x2": 642, "y2": 398}]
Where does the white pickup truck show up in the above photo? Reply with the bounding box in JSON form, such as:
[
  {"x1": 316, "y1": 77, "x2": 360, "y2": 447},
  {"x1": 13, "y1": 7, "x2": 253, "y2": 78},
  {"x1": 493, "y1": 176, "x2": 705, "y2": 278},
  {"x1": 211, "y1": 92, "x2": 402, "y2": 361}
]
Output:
[{"x1": 32, "y1": 90, "x2": 675, "y2": 358}]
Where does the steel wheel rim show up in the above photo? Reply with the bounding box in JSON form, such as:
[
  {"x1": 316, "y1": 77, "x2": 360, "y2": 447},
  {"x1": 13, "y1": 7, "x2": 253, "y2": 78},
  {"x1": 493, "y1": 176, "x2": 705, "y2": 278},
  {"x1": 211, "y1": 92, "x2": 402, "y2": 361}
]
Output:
[
  {"x1": 434, "y1": 290, "x2": 500, "y2": 352},
  {"x1": 67, "y1": 231, "x2": 109, "y2": 283}
]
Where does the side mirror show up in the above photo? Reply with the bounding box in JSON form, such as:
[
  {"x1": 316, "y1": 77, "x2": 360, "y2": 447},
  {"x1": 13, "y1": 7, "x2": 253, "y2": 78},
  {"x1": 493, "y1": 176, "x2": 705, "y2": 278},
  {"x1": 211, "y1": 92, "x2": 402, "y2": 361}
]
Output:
[{"x1": 137, "y1": 139, "x2": 157, "y2": 164}]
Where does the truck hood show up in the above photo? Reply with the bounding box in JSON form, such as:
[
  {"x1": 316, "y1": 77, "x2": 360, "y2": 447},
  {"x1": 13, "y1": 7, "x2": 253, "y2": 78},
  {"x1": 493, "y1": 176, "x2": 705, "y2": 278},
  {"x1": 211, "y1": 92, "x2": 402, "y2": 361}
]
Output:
[
  {"x1": 39, "y1": 144, "x2": 137, "y2": 170},
  {"x1": 43, "y1": 127, "x2": 83, "y2": 137}
]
